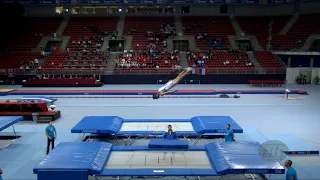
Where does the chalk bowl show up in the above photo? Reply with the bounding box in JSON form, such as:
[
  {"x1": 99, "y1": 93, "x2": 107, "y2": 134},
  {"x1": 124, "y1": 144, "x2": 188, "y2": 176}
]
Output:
[{"x1": 258, "y1": 140, "x2": 289, "y2": 162}]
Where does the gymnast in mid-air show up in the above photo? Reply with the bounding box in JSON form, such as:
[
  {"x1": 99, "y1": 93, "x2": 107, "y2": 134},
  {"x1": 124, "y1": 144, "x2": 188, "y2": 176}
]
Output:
[{"x1": 153, "y1": 67, "x2": 192, "y2": 99}]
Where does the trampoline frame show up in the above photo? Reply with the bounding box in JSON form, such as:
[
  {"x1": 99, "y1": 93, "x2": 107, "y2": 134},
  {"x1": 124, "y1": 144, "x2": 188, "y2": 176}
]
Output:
[{"x1": 84, "y1": 132, "x2": 223, "y2": 146}]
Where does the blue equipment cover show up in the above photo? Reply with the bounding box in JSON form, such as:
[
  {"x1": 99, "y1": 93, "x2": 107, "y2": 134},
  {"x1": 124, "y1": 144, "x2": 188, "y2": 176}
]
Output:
[
  {"x1": 191, "y1": 116, "x2": 243, "y2": 133},
  {"x1": 33, "y1": 142, "x2": 112, "y2": 175},
  {"x1": 71, "y1": 116, "x2": 243, "y2": 135},
  {"x1": 71, "y1": 116, "x2": 124, "y2": 133},
  {"x1": 205, "y1": 141, "x2": 285, "y2": 174},
  {"x1": 0, "y1": 116, "x2": 23, "y2": 131},
  {"x1": 32, "y1": 142, "x2": 284, "y2": 179},
  {"x1": 148, "y1": 139, "x2": 188, "y2": 149}
]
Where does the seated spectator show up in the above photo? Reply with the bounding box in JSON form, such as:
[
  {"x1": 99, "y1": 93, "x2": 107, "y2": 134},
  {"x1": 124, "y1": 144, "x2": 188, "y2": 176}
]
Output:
[
  {"x1": 29, "y1": 61, "x2": 34, "y2": 69},
  {"x1": 245, "y1": 62, "x2": 253, "y2": 67},
  {"x1": 163, "y1": 125, "x2": 178, "y2": 140},
  {"x1": 34, "y1": 58, "x2": 39, "y2": 67},
  {"x1": 224, "y1": 60, "x2": 230, "y2": 65}
]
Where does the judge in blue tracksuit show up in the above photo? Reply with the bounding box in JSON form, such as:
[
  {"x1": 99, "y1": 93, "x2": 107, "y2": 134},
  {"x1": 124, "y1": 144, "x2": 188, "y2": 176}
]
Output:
[
  {"x1": 163, "y1": 125, "x2": 178, "y2": 140},
  {"x1": 224, "y1": 124, "x2": 235, "y2": 142},
  {"x1": 285, "y1": 160, "x2": 298, "y2": 180}
]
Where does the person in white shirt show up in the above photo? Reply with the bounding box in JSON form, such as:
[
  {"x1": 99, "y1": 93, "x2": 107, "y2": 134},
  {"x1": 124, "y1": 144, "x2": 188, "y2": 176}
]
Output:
[
  {"x1": 152, "y1": 67, "x2": 192, "y2": 99},
  {"x1": 34, "y1": 58, "x2": 39, "y2": 68}
]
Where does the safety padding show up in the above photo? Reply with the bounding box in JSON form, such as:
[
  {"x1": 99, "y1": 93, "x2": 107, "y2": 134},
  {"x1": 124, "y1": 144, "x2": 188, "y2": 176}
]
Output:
[
  {"x1": 71, "y1": 116, "x2": 124, "y2": 133},
  {"x1": 191, "y1": 116, "x2": 243, "y2": 134},
  {"x1": 148, "y1": 139, "x2": 189, "y2": 149},
  {"x1": 33, "y1": 142, "x2": 112, "y2": 175},
  {"x1": 98, "y1": 168, "x2": 218, "y2": 176},
  {"x1": 205, "y1": 142, "x2": 285, "y2": 175},
  {"x1": 0, "y1": 116, "x2": 23, "y2": 132}
]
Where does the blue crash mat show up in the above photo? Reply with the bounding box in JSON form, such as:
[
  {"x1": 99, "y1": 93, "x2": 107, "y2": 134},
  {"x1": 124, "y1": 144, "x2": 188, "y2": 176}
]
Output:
[
  {"x1": 149, "y1": 139, "x2": 189, "y2": 149},
  {"x1": 71, "y1": 116, "x2": 243, "y2": 134},
  {"x1": 33, "y1": 142, "x2": 112, "y2": 175}
]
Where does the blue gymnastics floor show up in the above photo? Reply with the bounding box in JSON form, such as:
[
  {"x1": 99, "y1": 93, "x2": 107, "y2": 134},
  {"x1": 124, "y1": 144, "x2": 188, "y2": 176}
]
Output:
[{"x1": 0, "y1": 84, "x2": 319, "y2": 180}]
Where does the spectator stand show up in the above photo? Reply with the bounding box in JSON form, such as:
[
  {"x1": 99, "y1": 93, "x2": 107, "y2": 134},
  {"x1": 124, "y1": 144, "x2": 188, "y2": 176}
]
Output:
[
  {"x1": 124, "y1": 17, "x2": 175, "y2": 51},
  {"x1": 182, "y1": 16, "x2": 234, "y2": 50},
  {"x1": 187, "y1": 50, "x2": 257, "y2": 74},
  {"x1": 114, "y1": 47, "x2": 181, "y2": 74}
]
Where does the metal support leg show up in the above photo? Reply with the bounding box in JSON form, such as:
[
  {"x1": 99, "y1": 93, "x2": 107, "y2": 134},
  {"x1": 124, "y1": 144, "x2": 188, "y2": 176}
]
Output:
[
  {"x1": 192, "y1": 135, "x2": 202, "y2": 146},
  {"x1": 128, "y1": 136, "x2": 139, "y2": 146},
  {"x1": 183, "y1": 135, "x2": 188, "y2": 140},
  {"x1": 112, "y1": 134, "x2": 122, "y2": 145},
  {"x1": 12, "y1": 125, "x2": 17, "y2": 139}
]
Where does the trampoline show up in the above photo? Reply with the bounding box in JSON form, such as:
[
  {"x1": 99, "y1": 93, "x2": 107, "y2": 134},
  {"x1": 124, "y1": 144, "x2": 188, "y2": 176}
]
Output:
[
  {"x1": 71, "y1": 116, "x2": 243, "y2": 145},
  {"x1": 21, "y1": 96, "x2": 57, "y2": 104},
  {"x1": 0, "y1": 116, "x2": 23, "y2": 137},
  {"x1": 0, "y1": 96, "x2": 56, "y2": 104},
  {"x1": 33, "y1": 141, "x2": 284, "y2": 180}
]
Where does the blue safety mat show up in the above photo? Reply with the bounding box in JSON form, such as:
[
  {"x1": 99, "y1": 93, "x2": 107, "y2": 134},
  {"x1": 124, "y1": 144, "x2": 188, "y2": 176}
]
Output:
[
  {"x1": 148, "y1": 139, "x2": 189, "y2": 149},
  {"x1": 71, "y1": 116, "x2": 124, "y2": 133},
  {"x1": 98, "y1": 169, "x2": 218, "y2": 176},
  {"x1": 71, "y1": 116, "x2": 243, "y2": 134},
  {"x1": 265, "y1": 134, "x2": 319, "y2": 155},
  {"x1": 112, "y1": 146, "x2": 205, "y2": 151},
  {"x1": 10, "y1": 90, "x2": 304, "y2": 95},
  {"x1": 205, "y1": 141, "x2": 285, "y2": 174},
  {"x1": 32, "y1": 142, "x2": 285, "y2": 178},
  {"x1": 0, "y1": 116, "x2": 23, "y2": 132},
  {"x1": 33, "y1": 142, "x2": 112, "y2": 175},
  {"x1": 191, "y1": 116, "x2": 243, "y2": 133}
]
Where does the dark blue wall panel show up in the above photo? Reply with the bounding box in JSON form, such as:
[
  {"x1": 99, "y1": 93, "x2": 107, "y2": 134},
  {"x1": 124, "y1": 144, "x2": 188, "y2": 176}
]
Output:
[
  {"x1": 279, "y1": 55, "x2": 289, "y2": 66},
  {"x1": 313, "y1": 56, "x2": 320, "y2": 67},
  {"x1": 291, "y1": 56, "x2": 311, "y2": 67}
]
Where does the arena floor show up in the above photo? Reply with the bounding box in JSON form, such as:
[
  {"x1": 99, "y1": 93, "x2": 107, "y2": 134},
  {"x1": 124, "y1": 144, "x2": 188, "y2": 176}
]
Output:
[{"x1": 0, "y1": 84, "x2": 319, "y2": 180}]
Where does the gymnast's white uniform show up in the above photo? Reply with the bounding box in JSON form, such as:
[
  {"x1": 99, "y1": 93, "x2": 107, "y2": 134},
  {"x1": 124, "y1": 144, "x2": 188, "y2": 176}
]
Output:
[{"x1": 158, "y1": 80, "x2": 175, "y2": 93}]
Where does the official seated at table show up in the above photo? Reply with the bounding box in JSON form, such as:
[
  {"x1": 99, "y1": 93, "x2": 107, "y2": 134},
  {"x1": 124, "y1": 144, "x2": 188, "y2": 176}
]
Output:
[
  {"x1": 163, "y1": 125, "x2": 178, "y2": 140},
  {"x1": 224, "y1": 124, "x2": 235, "y2": 142}
]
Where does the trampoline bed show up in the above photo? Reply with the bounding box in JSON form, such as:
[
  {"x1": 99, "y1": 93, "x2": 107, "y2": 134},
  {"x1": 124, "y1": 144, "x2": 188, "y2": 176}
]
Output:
[
  {"x1": 119, "y1": 122, "x2": 194, "y2": 132},
  {"x1": 106, "y1": 151, "x2": 211, "y2": 169},
  {"x1": 34, "y1": 141, "x2": 285, "y2": 180},
  {"x1": 71, "y1": 116, "x2": 243, "y2": 145}
]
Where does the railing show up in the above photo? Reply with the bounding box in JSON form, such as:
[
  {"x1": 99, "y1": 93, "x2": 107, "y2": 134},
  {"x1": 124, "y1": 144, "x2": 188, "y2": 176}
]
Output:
[{"x1": 12, "y1": 67, "x2": 286, "y2": 75}]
